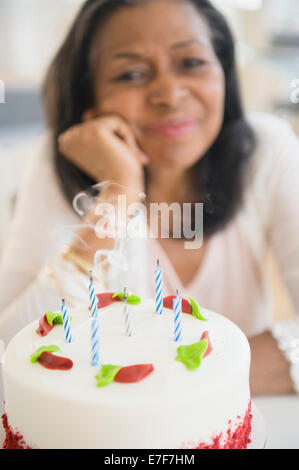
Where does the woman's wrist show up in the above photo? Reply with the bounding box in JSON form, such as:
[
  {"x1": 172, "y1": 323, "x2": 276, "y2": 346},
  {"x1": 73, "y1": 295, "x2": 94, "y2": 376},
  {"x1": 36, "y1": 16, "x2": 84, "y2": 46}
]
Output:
[
  {"x1": 97, "y1": 174, "x2": 145, "y2": 194},
  {"x1": 61, "y1": 245, "x2": 93, "y2": 274}
]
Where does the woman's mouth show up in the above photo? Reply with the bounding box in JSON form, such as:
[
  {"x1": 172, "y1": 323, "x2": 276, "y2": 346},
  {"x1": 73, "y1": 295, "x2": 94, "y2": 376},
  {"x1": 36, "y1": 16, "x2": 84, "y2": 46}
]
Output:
[{"x1": 145, "y1": 118, "x2": 197, "y2": 139}]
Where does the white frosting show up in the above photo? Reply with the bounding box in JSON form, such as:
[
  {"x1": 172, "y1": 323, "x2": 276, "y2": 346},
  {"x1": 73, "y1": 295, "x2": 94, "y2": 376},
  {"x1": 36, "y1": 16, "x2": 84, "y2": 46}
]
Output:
[{"x1": 2, "y1": 299, "x2": 251, "y2": 449}]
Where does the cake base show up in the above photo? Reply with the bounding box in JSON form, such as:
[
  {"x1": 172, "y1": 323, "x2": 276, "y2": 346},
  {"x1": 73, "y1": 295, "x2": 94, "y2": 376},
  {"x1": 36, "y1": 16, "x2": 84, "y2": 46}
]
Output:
[
  {"x1": 1, "y1": 413, "x2": 32, "y2": 449},
  {"x1": 190, "y1": 401, "x2": 252, "y2": 449},
  {"x1": 1, "y1": 402, "x2": 264, "y2": 449}
]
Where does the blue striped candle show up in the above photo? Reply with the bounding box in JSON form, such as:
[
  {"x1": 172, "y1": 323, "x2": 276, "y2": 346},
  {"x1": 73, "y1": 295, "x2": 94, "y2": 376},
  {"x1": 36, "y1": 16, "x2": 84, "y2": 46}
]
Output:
[
  {"x1": 155, "y1": 259, "x2": 163, "y2": 315},
  {"x1": 123, "y1": 287, "x2": 133, "y2": 337},
  {"x1": 89, "y1": 270, "x2": 98, "y2": 319},
  {"x1": 89, "y1": 270, "x2": 100, "y2": 366},
  {"x1": 173, "y1": 290, "x2": 182, "y2": 343},
  {"x1": 91, "y1": 315, "x2": 100, "y2": 367},
  {"x1": 61, "y1": 298, "x2": 72, "y2": 343}
]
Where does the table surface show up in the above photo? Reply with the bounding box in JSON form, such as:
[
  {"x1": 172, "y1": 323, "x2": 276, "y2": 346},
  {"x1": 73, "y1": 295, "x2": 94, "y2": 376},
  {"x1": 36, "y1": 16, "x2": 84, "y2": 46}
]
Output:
[
  {"x1": 253, "y1": 395, "x2": 299, "y2": 449},
  {"x1": 0, "y1": 376, "x2": 298, "y2": 449}
]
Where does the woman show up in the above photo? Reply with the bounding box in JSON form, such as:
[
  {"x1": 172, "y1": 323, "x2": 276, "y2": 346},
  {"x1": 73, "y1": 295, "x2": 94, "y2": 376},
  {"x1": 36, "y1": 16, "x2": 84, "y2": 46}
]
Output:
[{"x1": 0, "y1": 0, "x2": 299, "y2": 396}]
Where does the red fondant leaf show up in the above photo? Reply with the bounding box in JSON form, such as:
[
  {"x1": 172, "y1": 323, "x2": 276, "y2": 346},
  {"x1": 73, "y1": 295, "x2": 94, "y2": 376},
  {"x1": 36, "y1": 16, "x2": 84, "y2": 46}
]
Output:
[
  {"x1": 163, "y1": 295, "x2": 193, "y2": 314},
  {"x1": 114, "y1": 364, "x2": 154, "y2": 383},
  {"x1": 36, "y1": 314, "x2": 54, "y2": 337},
  {"x1": 96, "y1": 292, "x2": 122, "y2": 309},
  {"x1": 200, "y1": 330, "x2": 213, "y2": 358},
  {"x1": 38, "y1": 351, "x2": 73, "y2": 370}
]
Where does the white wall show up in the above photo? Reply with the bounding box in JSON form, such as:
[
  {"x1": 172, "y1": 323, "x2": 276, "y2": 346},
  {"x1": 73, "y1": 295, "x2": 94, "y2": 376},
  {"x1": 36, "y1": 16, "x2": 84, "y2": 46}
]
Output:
[{"x1": 0, "y1": 0, "x2": 84, "y2": 87}]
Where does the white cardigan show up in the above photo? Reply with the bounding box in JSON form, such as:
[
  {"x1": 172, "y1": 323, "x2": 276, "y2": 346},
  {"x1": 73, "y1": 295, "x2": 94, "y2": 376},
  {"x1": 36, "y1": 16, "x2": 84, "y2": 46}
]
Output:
[{"x1": 0, "y1": 112, "x2": 299, "y2": 385}]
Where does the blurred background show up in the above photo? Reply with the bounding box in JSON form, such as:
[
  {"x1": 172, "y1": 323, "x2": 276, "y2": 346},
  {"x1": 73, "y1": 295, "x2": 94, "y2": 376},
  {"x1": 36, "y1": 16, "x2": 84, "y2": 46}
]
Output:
[{"x1": 0, "y1": 0, "x2": 299, "y2": 319}]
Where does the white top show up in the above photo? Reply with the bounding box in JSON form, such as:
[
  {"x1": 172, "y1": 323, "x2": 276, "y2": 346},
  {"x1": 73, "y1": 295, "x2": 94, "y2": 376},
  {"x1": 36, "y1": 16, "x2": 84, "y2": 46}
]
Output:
[{"x1": 0, "y1": 112, "x2": 299, "y2": 346}]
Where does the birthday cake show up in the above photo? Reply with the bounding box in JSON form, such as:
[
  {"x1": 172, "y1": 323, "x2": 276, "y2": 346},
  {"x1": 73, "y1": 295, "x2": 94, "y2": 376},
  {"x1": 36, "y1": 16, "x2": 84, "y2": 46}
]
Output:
[{"x1": 1, "y1": 293, "x2": 252, "y2": 449}]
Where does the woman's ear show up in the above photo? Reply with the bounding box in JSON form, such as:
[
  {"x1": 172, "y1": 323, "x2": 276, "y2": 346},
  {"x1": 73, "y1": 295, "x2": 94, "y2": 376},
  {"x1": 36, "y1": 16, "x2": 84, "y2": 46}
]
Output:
[{"x1": 82, "y1": 109, "x2": 96, "y2": 122}]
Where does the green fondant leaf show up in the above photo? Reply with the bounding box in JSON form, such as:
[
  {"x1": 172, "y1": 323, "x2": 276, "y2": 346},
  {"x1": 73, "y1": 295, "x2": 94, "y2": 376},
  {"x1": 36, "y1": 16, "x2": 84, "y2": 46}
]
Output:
[
  {"x1": 95, "y1": 364, "x2": 122, "y2": 388},
  {"x1": 112, "y1": 292, "x2": 124, "y2": 300},
  {"x1": 126, "y1": 294, "x2": 141, "y2": 305},
  {"x1": 112, "y1": 292, "x2": 141, "y2": 305},
  {"x1": 30, "y1": 345, "x2": 62, "y2": 363},
  {"x1": 175, "y1": 339, "x2": 209, "y2": 370},
  {"x1": 45, "y1": 312, "x2": 63, "y2": 326},
  {"x1": 188, "y1": 296, "x2": 208, "y2": 321},
  {"x1": 45, "y1": 312, "x2": 72, "y2": 326}
]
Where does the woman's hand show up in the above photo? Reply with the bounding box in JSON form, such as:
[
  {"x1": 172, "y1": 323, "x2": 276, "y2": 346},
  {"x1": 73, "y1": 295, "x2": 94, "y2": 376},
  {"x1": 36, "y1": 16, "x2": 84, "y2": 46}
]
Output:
[{"x1": 58, "y1": 114, "x2": 149, "y2": 192}]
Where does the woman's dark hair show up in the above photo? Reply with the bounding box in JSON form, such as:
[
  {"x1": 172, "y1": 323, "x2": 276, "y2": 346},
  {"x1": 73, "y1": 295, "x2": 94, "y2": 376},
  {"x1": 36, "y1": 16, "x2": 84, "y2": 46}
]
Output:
[{"x1": 43, "y1": 0, "x2": 256, "y2": 237}]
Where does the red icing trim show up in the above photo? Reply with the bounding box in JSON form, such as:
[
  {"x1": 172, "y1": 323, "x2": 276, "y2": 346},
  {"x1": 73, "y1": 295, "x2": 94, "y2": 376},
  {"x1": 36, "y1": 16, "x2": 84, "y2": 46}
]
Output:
[
  {"x1": 36, "y1": 314, "x2": 54, "y2": 337},
  {"x1": 200, "y1": 331, "x2": 213, "y2": 358},
  {"x1": 38, "y1": 351, "x2": 73, "y2": 370},
  {"x1": 188, "y1": 401, "x2": 252, "y2": 449},
  {"x1": 114, "y1": 364, "x2": 154, "y2": 383},
  {"x1": 163, "y1": 295, "x2": 193, "y2": 314},
  {"x1": 1, "y1": 413, "x2": 31, "y2": 449}
]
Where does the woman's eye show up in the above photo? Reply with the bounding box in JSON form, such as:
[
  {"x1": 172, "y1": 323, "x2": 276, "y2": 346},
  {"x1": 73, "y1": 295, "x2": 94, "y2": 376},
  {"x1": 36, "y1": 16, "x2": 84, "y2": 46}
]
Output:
[
  {"x1": 115, "y1": 70, "x2": 146, "y2": 81},
  {"x1": 182, "y1": 58, "x2": 206, "y2": 69}
]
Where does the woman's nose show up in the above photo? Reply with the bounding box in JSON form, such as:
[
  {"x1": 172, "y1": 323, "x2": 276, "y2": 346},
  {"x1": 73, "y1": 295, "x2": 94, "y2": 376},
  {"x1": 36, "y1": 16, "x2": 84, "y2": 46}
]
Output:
[{"x1": 147, "y1": 73, "x2": 189, "y2": 108}]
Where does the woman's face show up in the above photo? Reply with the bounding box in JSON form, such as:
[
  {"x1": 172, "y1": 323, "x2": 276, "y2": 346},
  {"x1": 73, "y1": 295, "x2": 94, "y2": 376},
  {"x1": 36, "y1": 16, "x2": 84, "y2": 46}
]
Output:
[{"x1": 91, "y1": 0, "x2": 225, "y2": 169}]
